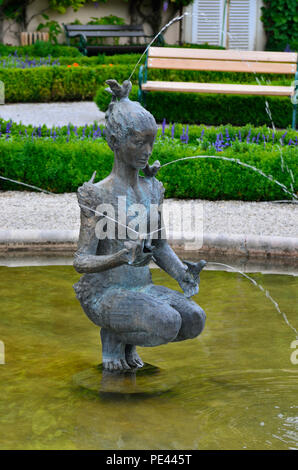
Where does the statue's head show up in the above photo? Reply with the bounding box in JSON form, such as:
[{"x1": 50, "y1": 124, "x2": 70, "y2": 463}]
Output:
[{"x1": 105, "y1": 79, "x2": 158, "y2": 170}]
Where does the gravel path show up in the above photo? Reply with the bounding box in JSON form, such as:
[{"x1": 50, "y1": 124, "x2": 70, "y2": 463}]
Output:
[
  {"x1": 0, "y1": 102, "x2": 297, "y2": 250},
  {"x1": 0, "y1": 102, "x2": 105, "y2": 127},
  {"x1": 0, "y1": 191, "x2": 297, "y2": 238}
]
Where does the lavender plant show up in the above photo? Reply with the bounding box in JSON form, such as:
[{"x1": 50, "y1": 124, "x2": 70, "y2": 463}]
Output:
[
  {"x1": 0, "y1": 119, "x2": 297, "y2": 151},
  {"x1": 0, "y1": 51, "x2": 61, "y2": 69}
]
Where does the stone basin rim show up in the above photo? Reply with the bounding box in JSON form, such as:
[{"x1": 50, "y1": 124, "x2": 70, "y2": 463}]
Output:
[{"x1": 0, "y1": 230, "x2": 297, "y2": 259}]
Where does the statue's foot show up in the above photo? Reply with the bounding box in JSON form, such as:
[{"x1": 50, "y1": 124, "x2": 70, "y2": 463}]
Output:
[
  {"x1": 100, "y1": 328, "x2": 130, "y2": 371},
  {"x1": 103, "y1": 357, "x2": 130, "y2": 371},
  {"x1": 125, "y1": 345, "x2": 144, "y2": 369}
]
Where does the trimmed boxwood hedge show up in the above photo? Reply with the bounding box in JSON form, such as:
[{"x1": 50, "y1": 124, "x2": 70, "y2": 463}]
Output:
[
  {"x1": 0, "y1": 42, "x2": 82, "y2": 57},
  {"x1": 95, "y1": 84, "x2": 294, "y2": 128},
  {"x1": 0, "y1": 41, "x2": 224, "y2": 58},
  {"x1": 0, "y1": 137, "x2": 296, "y2": 201},
  {"x1": 0, "y1": 59, "x2": 292, "y2": 103},
  {"x1": 0, "y1": 65, "x2": 131, "y2": 102}
]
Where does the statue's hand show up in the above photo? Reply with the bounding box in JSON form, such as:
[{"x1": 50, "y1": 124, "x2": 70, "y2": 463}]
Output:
[
  {"x1": 178, "y1": 260, "x2": 207, "y2": 298},
  {"x1": 123, "y1": 237, "x2": 155, "y2": 267},
  {"x1": 178, "y1": 270, "x2": 199, "y2": 298}
]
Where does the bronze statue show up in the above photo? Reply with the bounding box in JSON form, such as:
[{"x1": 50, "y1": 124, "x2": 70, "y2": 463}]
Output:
[{"x1": 73, "y1": 80, "x2": 206, "y2": 371}]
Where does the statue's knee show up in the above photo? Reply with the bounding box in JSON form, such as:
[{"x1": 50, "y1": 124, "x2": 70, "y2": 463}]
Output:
[
  {"x1": 177, "y1": 304, "x2": 206, "y2": 341},
  {"x1": 191, "y1": 306, "x2": 206, "y2": 337},
  {"x1": 154, "y1": 308, "x2": 182, "y2": 344}
]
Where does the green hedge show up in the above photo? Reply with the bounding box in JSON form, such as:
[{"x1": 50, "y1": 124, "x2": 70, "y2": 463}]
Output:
[
  {"x1": 0, "y1": 65, "x2": 132, "y2": 102},
  {"x1": 0, "y1": 42, "x2": 224, "y2": 63},
  {"x1": 0, "y1": 138, "x2": 296, "y2": 201},
  {"x1": 0, "y1": 42, "x2": 82, "y2": 57},
  {"x1": 0, "y1": 58, "x2": 292, "y2": 102},
  {"x1": 261, "y1": 0, "x2": 298, "y2": 52},
  {"x1": 0, "y1": 41, "x2": 224, "y2": 61},
  {"x1": 95, "y1": 84, "x2": 294, "y2": 128}
]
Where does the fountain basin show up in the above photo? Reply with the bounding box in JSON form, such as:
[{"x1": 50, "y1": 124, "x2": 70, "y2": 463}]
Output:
[{"x1": 0, "y1": 262, "x2": 297, "y2": 449}]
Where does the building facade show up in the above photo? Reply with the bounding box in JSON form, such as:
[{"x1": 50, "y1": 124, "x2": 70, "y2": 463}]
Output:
[
  {"x1": 3, "y1": 0, "x2": 266, "y2": 51},
  {"x1": 184, "y1": 0, "x2": 266, "y2": 50}
]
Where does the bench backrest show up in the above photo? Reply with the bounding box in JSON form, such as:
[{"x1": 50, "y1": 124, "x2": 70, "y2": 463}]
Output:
[
  {"x1": 147, "y1": 47, "x2": 298, "y2": 75},
  {"x1": 63, "y1": 24, "x2": 145, "y2": 38}
]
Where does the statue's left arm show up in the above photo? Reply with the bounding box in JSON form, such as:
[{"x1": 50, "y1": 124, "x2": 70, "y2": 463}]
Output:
[
  {"x1": 152, "y1": 238, "x2": 200, "y2": 297},
  {"x1": 150, "y1": 178, "x2": 205, "y2": 297}
]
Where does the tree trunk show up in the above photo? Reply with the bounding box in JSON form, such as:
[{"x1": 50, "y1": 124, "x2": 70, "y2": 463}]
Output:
[
  {"x1": 129, "y1": 0, "x2": 138, "y2": 25},
  {"x1": 0, "y1": 5, "x2": 5, "y2": 43},
  {"x1": 128, "y1": 0, "x2": 138, "y2": 44},
  {"x1": 0, "y1": 18, "x2": 4, "y2": 43},
  {"x1": 179, "y1": 5, "x2": 183, "y2": 45},
  {"x1": 150, "y1": 0, "x2": 163, "y2": 36},
  {"x1": 134, "y1": 0, "x2": 164, "y2": 36}
]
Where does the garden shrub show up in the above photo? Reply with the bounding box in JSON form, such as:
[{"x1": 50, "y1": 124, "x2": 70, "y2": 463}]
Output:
[
  {"x1": 0, "y1": 41, "x2": 81, "y2": 57},
  {"x1": 0, "y1": 41, "x2": 224, "y2": 60},
  {"x1": 95, "y1": 84, "x2": 294, "y2": 128},
  {"x1": 0, "y1": 65, "x2": 131, "y2": 102},
  {"x1": 0, "y1": 56, "x2": 292, "y2": 103},
  {"x1": 261, "y1": 0, "x2": 298, "y2": 51},
  {"x1": 0, "y1": 135, "x2": 296, "y2": 201}
]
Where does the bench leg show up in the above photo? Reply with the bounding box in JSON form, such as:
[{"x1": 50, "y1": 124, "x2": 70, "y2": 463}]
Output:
[
  {"x1": 137, "y1": 88, "x2": 147, "y2": 107},
  {"x1": 79, "y1": 33, "x2": 87, "y2": 56},
  {"x1": 138, "y1": 64, "x2": 145, "y2": 106},
  {"x1": 137, "y1": 86, "x2": 143, "y2": 104},
  {"x1": 143, "y1": 91, "x2": 147, "y2": 108}
]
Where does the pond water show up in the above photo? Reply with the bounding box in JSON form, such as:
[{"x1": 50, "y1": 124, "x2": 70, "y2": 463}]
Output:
[{"x1": 0, "y1": 264, "x2": 297, "y2": 450}]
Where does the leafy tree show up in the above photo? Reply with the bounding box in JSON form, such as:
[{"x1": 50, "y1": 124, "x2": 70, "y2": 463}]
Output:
[
  {"x1": 0, "y1": 0, "x2": 101, "y2": 44},
  {"x1": 127, "y1": 0, "x2": 194, "y2": 39},
  {"x1": 0, "y1": 0, "x2": 193, "y2": 46},
  {"x1": 0, "y1": 0, "x2": 28, "y2": 42},
  {"x1": 48, "y1": 0, "x2": 105, "y2": 14},
  {"x1": 261, "y1": 0, "x2": 298, "y2": 51}
]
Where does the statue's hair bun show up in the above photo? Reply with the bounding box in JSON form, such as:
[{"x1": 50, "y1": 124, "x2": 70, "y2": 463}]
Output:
[{"x1": 104, "y1": 79, "x2": 156, "y2": 152}]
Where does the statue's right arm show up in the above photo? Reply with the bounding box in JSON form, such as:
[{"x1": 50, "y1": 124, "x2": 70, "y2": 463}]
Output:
[
  {"x1": 74, "y1": 251, "x2": 129, "y2": 274},
  {"x1": 74, "y1": 249, "x2": 128, "y2": 276},
  {"x1": 73, "y1": 188, "x2": 128, "y2": 274}
]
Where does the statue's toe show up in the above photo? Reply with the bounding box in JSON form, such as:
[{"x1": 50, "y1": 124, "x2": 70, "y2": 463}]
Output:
[
  {"x1": 126, "y1": 353, "x2": 144, "y2": 369},
  {"x1": 120, "y1": 359, "x2": 131, "y2": 370},
  {"x1": 103, "y1": 359, "x2": 130, "y2": 371}
]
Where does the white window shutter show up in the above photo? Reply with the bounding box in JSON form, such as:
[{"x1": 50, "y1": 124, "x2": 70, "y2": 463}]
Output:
[
  {"x1": 192, "y1": 0, "x2": 257, "y2": 50},
  {"x1": 192, "y1": 0, "x2": 224, "y2": 46},
  {"x1": 228, "y1": 0, "x2": 256, "y2": 50}
]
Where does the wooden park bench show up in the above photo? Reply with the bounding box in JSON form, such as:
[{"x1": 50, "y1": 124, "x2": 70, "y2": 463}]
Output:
[
  {"x1": 63, "y1": 24, "x2": 151, "y2": 56},
  {"x1": 138, "y1": 47, "x2": 298, "y2": 129}
]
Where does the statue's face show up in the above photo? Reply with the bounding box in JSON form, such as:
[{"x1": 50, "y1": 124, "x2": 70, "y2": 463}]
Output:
[{"x1": 119, "y1": 127, "x2": 157, "y2": 170}]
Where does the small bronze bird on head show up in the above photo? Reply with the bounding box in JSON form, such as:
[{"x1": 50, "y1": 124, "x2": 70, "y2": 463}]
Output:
[{"x1": 105, "y1": 79, "x2": 132, "y2": 101}]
